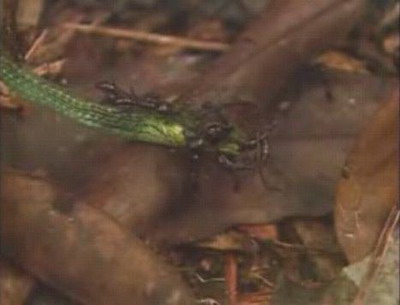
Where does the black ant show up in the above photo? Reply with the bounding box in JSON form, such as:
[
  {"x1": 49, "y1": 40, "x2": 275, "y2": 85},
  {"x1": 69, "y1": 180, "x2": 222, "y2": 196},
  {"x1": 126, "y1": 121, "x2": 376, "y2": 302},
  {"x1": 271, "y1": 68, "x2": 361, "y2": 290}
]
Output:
[
  {"x1": 222, "y1": 130, "x2": 269, "y2": 170},
  {"x1": 187, "y1": 108, "x2": 270, "y2": 172},
  {"x1": 197, "y1": 101, "x2": 271, "y2": 172},
  {"x1": 95, "y1": 81, "x2": 176, "y2": 114}
]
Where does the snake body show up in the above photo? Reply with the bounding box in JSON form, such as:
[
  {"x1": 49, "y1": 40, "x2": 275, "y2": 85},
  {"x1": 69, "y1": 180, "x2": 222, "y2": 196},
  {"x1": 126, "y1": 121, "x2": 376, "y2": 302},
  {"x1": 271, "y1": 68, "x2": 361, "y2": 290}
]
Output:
[{"x1": 0, "y1": 55, "x2": 244, "y2": 156}]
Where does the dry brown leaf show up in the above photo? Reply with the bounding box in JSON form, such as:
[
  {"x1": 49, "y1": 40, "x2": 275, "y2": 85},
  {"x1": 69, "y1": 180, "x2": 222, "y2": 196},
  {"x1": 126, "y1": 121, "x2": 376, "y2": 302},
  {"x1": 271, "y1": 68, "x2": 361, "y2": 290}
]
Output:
[
  {"x1": 335, "y1": 88, "x2": 399, "y2": 263},
  {"x1": 0, "y1": 170, "x2": 195, "y2": 305},
  {"x1": 183, "y1": 0, "x2": 365, "y2": 107}
]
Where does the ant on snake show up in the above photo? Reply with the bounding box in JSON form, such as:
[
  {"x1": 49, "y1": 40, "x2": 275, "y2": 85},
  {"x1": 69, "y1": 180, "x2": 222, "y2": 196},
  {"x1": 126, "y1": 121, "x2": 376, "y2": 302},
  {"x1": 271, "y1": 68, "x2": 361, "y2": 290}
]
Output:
[{"x1": 95, "y1": 81, "x2": 271, "y2": 180}]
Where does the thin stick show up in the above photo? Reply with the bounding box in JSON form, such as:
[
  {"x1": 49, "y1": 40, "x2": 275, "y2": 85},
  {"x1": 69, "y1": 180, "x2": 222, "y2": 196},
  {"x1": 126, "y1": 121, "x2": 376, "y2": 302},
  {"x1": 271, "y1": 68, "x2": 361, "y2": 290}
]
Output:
[
  {"x1": 24, "y1": 30, "x2": 49, "y2": 61},
  {"x1": 225, "y1": 253, "x2": 238, "y2": 305},
  {"x1": 62, "y1": 23, "x2": 230, "y2": 52}
]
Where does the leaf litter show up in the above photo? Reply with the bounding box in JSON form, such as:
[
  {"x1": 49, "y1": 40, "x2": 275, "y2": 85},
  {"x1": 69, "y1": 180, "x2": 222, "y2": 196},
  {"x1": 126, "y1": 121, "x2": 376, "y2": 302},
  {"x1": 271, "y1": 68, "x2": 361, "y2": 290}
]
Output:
[{"x1": 0, "y1": 0, "x2": 398, "y2": 304}]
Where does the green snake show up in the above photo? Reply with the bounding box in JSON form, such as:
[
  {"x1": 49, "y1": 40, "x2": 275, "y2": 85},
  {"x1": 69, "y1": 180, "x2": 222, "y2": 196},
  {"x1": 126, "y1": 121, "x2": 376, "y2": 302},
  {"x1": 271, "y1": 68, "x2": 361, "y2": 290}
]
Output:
[{"x1": 0, "y1": 54, "x2": 250, "y2": 160}]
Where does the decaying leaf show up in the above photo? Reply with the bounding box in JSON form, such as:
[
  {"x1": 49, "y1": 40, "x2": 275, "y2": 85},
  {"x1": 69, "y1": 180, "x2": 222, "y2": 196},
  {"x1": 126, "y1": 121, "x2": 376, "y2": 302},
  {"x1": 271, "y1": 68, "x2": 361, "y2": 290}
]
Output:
[{"x1": 335, "y1": 88, "x2": 399, "y2": 263}]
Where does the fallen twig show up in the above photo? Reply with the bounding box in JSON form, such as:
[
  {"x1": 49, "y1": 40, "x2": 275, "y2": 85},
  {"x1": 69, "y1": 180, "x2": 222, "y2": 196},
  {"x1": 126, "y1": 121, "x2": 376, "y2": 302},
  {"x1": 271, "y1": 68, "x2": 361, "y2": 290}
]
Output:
[
  {"x1": 62, "y1": 23, "x2": 230, "y2": 52},
  {"x1": 225, "y1": 253, "x2": 238, "y2": 305}
]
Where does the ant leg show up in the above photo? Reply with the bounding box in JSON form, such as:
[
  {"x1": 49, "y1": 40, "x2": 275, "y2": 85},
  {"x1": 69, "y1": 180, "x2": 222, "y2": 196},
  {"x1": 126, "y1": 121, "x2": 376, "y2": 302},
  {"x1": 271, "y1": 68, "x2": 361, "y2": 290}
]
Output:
[
  {"x1": 95, "y1": 81, "x2": 117, "y2": 104},
  {"x1": 217, "y1": 154, "x2": 252, "y2": 192},
  {"x1": 185, "y1": 136, "x2": 205, "y2": 190},
  {"x1": 255, "y1": 133, "x2": 270, "y2": 190},
  {"x1": 257, "y1": 133, "x2": 269, "y2": 162},
  {"x1": 96, "y1": 81, "x2": 135, "y2": 107},
  {"x1": 140, "y1": 94, "x2": 176, "y2": 114},
  {"x1": 95, "y1": 81, "x2": 116, "y2": 92},
  {"x1": 95, "y1": 82, "x2": 174, "y2": 113},
  {"x1": 203, "y1": 121, "x2": 232, "y2": 143},
  {"x1": 253, "y1": 133, "x2": 283, "y2": 192},
  {"x1": 240, "y1": 131, "x2": 269, "y2": 151},
  {"x1": 96, "y1": 81, "x2": 130, "y2": 99},
  {"x1": 217, "y1": 154, "x2": 253, "y2": 171}
]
